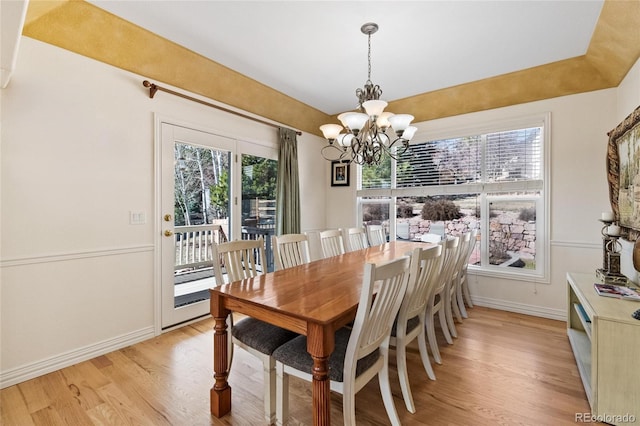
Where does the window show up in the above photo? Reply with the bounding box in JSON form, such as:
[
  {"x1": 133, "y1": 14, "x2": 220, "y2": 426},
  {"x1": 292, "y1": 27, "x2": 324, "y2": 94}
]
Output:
[{"x1": 357, "y1": 114, "x2": 549, "y2": 281}]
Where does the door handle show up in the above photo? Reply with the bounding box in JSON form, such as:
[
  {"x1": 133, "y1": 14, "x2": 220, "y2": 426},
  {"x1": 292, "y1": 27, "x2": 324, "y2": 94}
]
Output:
[
  {"x1": 164, "y1": 230, "x2": 174, "y2": 237},
  {"x1": 164, "y1": 214, "x2": 172, "y2": 222}
]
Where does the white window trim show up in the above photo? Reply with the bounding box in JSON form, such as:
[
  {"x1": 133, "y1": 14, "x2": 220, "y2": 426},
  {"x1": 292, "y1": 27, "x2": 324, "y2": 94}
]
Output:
[{"x1": 357, "y1": 112, "x2": 551, "y2": 284}]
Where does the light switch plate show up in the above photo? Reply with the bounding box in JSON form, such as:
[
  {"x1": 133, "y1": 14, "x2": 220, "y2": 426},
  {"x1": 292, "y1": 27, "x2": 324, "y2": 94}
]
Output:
[{"x1": 130, "y1": 211, "x2": 146, "y2": 225}]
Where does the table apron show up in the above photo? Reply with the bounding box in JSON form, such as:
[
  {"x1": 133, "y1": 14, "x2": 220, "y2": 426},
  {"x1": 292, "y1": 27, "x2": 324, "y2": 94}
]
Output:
[{"x1": 223, "y1": 298, "x2": 307, "y2": 335}]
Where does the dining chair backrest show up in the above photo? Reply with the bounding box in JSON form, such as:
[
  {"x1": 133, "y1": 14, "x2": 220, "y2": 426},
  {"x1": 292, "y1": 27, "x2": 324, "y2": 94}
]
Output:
[
  {"x1": 458, "y1": 228, "x2": 479, "y2": 313},
  {"x1": 272, "y1": 234, "x2": 311, "y2": 270},
  {"x1": 212, "y1": 237, "x2": 266, "y2": 285},
  {"x1": 433, "y1": 236, "x2": 460, "y2": 296},
  {"x1": 446, "y1": 231, "x2": 472, "y2": 336},
  {"x1": 464, "y1": 228, "x2": 479, "y2": 267},
  {"x1": 319, "y1": 229, "x2": 346, "y2": 258},
  {"x1": 452, "y1": 232, "x2": 471, "y2": 279},
  {"x1": 350, "y1": 256, "x2": 411, "y2": 363},
  {"x1": 402, "y1": 244, "x2": 444, "y2": 324},
  {"x1": 367, "y1": 224, "x2": 386, "y2": 246},
  {"x1": 346, "y1": 227, "x2": 369, "y2": 251}
]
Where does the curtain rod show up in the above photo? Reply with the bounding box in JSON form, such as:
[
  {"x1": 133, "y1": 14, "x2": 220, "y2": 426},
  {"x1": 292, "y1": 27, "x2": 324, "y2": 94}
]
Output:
[{"x1": 142, "y1": 80, "x2": 302, "y2": 136}]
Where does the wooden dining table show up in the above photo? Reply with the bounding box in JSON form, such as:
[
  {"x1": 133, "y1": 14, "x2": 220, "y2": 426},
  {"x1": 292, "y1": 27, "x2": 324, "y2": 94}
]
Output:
[{"x1": 209, "y1": 240, "x2": 429, "y2": 426}]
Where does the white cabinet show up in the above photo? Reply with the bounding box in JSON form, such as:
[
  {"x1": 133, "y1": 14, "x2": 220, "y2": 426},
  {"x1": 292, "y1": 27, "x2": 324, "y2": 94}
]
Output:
[{"x1": 567, "y1": 272, "x2": 640, "y2": 425}]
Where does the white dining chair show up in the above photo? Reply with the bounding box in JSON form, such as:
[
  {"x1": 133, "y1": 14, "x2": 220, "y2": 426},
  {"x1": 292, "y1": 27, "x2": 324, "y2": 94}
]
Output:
[
  {"x1": 445, "y1": 231, "x2": 471, "y2": 338},
  {"x1": 346, "y1": 227, "x2": 369, "y2": 251},
  {"x1": 425, "y1": 236, "x2": 459, "y2": 364},
  {"x1": 272, "y1": 233, "x2": 311, "y2": 270},
  {"x1": 367, "y1": 224, "x2": 386, "y2": 246},
  {"x1": 212, "y1": 238, "x2": 298, "y2": 424},
  {"x1": 390, "y1": 244, "x2": 443, "y2": 413},
  {"x1": 319, "y1": 229, "x2": 346, "y2": 258},
  {"x1": 459, "y1": 228, "x2": 479, "y2": 315},
  {"x1": 273, "y1": 256, "x2": 411, "y2": 426}
]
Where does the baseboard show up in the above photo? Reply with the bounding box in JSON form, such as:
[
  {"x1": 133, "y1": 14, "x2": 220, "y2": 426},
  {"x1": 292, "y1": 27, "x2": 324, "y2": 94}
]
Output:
[
  {"x1": 471, "y1": 296, "x2": 566, "y2": 321},
  {"x1": 0, "y1": 326, "x2": 155, "y2": 389}
]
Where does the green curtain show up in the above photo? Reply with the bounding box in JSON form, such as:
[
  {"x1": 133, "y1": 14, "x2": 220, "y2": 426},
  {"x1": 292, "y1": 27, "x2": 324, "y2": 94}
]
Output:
[{"x1": 276, "y1": 127, "x2": 301, "y2": 234}]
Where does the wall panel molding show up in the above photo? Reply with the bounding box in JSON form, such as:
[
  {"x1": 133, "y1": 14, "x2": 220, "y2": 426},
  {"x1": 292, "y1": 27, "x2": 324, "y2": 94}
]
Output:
[
  {"x1": 1, "y1": 244, "x2": 154, "y2": 268},
  {"x1": 472, "y1": 296, "x2": 565, "y2": 321}
]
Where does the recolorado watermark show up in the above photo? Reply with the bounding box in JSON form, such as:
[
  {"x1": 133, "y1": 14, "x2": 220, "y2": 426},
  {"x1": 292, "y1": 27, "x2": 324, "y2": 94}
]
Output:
[{"x1": 576, "y1": 413, "x2": 636, "y2": 423}]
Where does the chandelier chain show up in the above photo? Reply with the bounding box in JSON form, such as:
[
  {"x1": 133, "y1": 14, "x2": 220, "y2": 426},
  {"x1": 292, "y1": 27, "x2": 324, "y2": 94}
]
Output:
[{"x1": 367, "y1": 32, "x2": 372, "y2": 83}]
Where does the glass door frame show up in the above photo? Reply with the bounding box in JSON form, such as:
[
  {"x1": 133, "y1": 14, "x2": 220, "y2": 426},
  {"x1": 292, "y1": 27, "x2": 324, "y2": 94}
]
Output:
[{"x1": 154, "y1": 115, "x2": 279, "y2": 333}]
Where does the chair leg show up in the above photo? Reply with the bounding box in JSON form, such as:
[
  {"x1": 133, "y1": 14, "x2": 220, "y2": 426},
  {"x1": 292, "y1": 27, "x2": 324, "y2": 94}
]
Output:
[
  {"x1": 426, "y1": 311, "x2": 442, "y2": 364},
  {"x1": 263, "y1": 357, "x2": 276, "y2": 425},
  {"x1": 443, "y1": 285, "x2": 458, "y2": 339},
  {"x1": 343, "y1": 374, "x2": 357, "y2": 426},
  {"x1": 378, "y1": 354, "x2": 402, "y2": 426},
  {"x1": 396, "y1": 338, "x2": 416, "y2": 413},
  {"x1": 451, "y1": 275, "x2": 464, "y2": 322},
  {"x1": 439, "y1": 307, "x2": 453, "y2": 344},
  {"x1": 417, "y1": 322, "x2": 436, "y2": 381},
  {"x1": 275, "y1": 362, "x2": 288, "y2": 426},
  {"x1": 462, "y1": 271, "x2": 474, "y2": 308},
  {"x1": 457, "y1": 277, "x2": 469, "y2": 319}
]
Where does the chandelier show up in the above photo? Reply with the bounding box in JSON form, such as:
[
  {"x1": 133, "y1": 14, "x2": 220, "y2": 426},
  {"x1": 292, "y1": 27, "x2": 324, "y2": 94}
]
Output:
[{"x1": 320, "y1": 23, "x2": 416, "y2": 166}]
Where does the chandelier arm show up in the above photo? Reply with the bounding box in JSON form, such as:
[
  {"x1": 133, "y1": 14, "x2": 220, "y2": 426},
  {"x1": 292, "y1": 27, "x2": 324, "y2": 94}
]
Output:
[{"x1": 321, "y1": 144, "x2": 347, "y2": 162}]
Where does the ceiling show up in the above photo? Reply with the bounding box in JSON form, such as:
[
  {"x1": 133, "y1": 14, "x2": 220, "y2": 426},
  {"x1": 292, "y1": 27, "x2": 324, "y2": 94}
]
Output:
[{"x1": 87, "y1": 0, "x2": 605, "y2": 116}]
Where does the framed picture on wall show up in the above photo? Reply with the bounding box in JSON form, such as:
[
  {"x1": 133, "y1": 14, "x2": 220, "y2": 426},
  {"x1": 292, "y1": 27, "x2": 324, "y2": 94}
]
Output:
[
  {"x1": 606, "y1": 104, "x2": 640, "y2": 240},
  {"x1": 331, "y1": 161, "x2": 350, "y2": 187}
]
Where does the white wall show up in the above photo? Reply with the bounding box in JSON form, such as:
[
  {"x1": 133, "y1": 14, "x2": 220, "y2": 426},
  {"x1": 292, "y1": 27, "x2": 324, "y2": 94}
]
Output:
[{"x1": 0, "y1": 38, "x2": 326, "y2": 387}]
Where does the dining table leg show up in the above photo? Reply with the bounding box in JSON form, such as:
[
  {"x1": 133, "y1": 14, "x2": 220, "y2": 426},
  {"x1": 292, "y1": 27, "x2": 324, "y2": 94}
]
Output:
[
  {"x1": 210, "y1": 294, "x2": 231, "y2": 417},
  {"x1": 308, "y1": 323, "x2": 334, "y2": 426}
]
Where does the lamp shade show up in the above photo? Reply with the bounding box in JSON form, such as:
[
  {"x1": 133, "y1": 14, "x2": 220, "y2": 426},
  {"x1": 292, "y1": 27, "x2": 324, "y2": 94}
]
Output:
[
  {"x1": 362, "y1": 100, "x2": 387, "y2": 117},
  {"x1": 376, "y1": 112, "x2": 394, "y2": 129},
  {"x1": 401, "y1": 126, "x2": 417, "y2": 141},
  {"x1": 388, "y1": 114, "x2": 414, "y2": 131},
  {"x1": 319, "y1": 124, "x2": 343, "y2": 140},
  {"x1": 339, "y1": 112, "x2": 369, "y2": 132}
]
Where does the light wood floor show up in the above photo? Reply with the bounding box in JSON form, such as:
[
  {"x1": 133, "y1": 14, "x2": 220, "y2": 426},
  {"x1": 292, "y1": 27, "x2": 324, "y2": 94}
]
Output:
[{"x1": 1, "y1": 307, "x2": 597, "y2": 425}]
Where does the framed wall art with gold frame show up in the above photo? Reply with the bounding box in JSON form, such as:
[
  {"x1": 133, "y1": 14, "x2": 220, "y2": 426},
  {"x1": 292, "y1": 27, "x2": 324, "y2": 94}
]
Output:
[{"x1": 607, "y1": 104, "x2": 640, "y2": 240}]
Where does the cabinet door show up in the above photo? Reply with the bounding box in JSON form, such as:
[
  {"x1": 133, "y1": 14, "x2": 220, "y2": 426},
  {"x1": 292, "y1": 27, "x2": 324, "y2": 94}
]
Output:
[{"x1": 594, "y1": 320, "x2": 640, "y2": 423}]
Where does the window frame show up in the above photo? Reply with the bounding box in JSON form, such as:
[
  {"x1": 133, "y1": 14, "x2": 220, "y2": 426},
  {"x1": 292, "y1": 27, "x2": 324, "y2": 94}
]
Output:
[{"x1": 356, "y1": 112, "x2": 551, "y2": 283}]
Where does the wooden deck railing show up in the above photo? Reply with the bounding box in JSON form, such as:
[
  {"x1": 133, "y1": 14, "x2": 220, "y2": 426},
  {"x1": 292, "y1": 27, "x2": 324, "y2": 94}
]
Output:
[
  {"x1": 174, "y1": 224, "x2": 228, "y2": 271},
  {"x1": 241, "y1": 225, "x2": 275, "y2": 272},
  {"x1": 174, "y1": 223, "x2": 275, "y2": 275}
]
